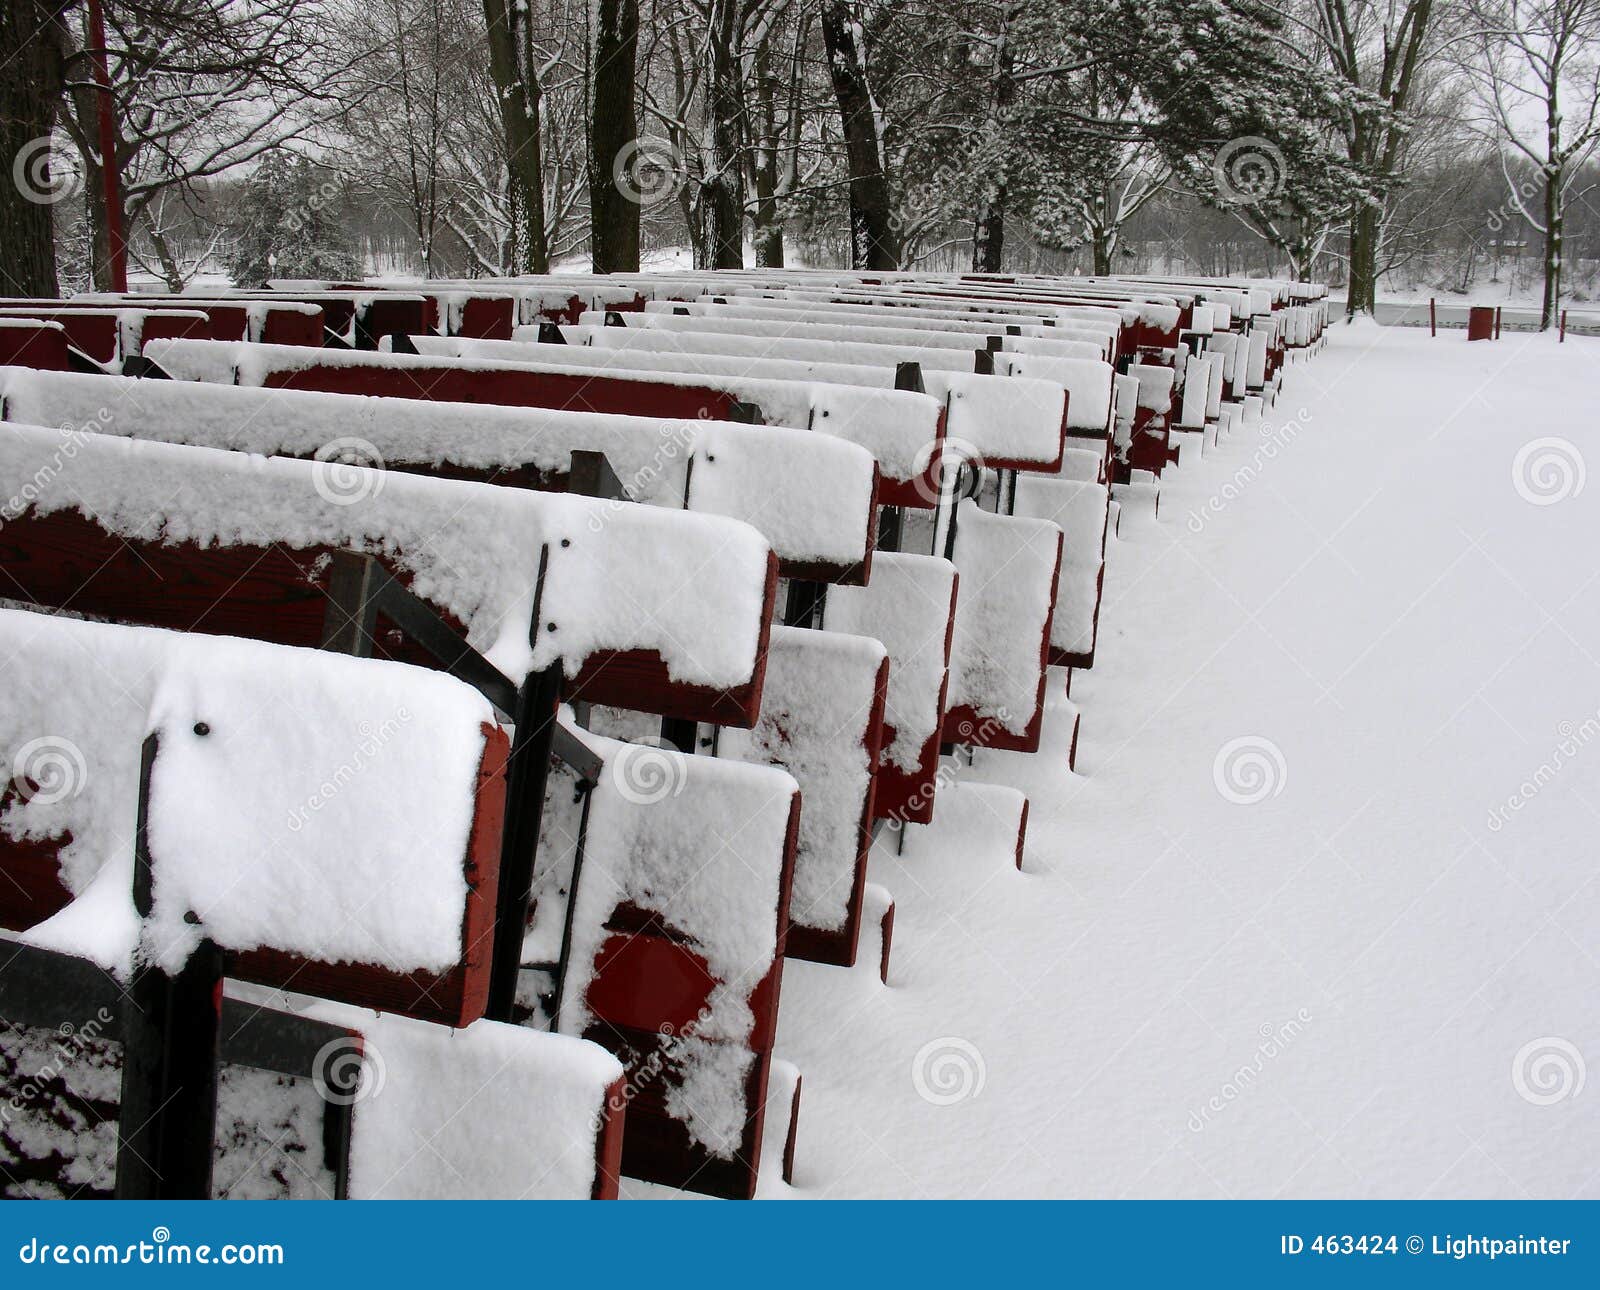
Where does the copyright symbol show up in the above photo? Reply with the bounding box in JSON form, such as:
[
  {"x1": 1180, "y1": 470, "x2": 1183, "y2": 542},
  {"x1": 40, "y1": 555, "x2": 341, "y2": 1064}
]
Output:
[{"x1": 1406, "y1": 1235, "x2": 1423, "y2": 1255}]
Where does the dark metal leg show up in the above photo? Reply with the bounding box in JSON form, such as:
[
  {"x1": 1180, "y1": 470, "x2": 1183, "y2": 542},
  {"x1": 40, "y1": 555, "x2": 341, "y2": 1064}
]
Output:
[
  {"x1": 485, "y1": 666, "x2": 564, "y2": 1022},
  {"x1": 783, "y1": 579, "x2": 825, "y2": 629},
  {"x1": 115, "y1": 734, "x2": 223, "y2": 1200}
]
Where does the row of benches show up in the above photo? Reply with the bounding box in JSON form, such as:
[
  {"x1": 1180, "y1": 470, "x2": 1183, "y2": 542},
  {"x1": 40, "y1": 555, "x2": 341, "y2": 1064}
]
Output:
[{"x1": 0, "y1": 267, "x2": 1327, "y2": 1201}]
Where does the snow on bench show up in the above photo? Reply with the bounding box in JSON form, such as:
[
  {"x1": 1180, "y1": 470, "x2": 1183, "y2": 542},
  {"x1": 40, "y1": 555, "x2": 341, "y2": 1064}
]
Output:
[
  {"x1": 0, "y1": 366, "x2": 878, "y2": 586},
  {"x1": 0, "y1": 421, "x2": 776, "y2": 722},
  {"x1": 573, "y1": 309, "x2": 1105, "y2": 364},
  {"x1": 0, "y1": 606, "x2": 509, "y2": 1025},
  {"x1": 67, "y1": 295, "x2": 325, "y2": 346},
  {"x1": 990, "y1": 352, "x2": 1116, "y2": 443},
  {"x1": 1013, "y1": 477, "x2": 1110, "y2": 669},
  {"x1": 527, "y1": 723, "x2": 800, "y2": 1199},
  {"x1": 720, "y1": 626, "x2": 890, "y2": 967},
  {"x1": 749, "y1": 284, "x2": 1137, "y2": 352},
  {"x1": 304, "y1": 1003, "x2": 626, "y2": 1200},
  {"x1": 0, "y1": 306, "x2": 209, "y2": 368},
  {"x1": 824, "y1": 553, "x2": 959, "y2": 825},
  {"x1": 1126, "y1": 362, "x2": 1177, "y2": 478},
  {"x1": 142, "y1": 337, "x2": 947, "y2": 510},
  {"x1": 492, "y1": 326, "x2": 1068, "y2": 473},
  {"x1": 942, "y1": 501, "x2": 1063, "y2": 754},
  {"x1": 650, "y1": 294, "x2": 1122, "y2": 356}
]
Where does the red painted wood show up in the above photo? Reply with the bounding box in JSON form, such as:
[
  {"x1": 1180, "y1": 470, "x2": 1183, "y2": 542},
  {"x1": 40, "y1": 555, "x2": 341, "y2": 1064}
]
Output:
[
  {"x1": 0, "y1": 321, "x2": 69, "y2": 371},
  {"x1": 262, "y1": 361, "x2": 742, "y2": 423},
  {"x1": 592, "y1": 1074, "x2": 629, "y2": 1199},
  {"x1": 138, "y1": 311, "x2": 210, "y2": 348},
  {"x1": 0, "y1": 508, "x2": 773, "y2": 727},
  {"x1": 878, "y1": 899, "x2": 894, "y2": 984},
  {"x1": 0, "y1": 311, "x2": 118, "y2": 362},
  {"x1": 781, "y1": 1073, "x2": 801, "y2": 1184},
  {"x1": 454, "y1": 296, "x2": 515, "y2": 340}
]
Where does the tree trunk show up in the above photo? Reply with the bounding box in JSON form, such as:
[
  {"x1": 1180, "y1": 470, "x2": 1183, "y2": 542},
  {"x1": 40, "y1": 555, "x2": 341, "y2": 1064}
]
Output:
[
  {"x1": 690, "y1": 0, "x2": 744, "y2": 269},
  {"x1": 969, "y1": 20, "x2": 1012, "y2": 273},
  {"x1": 747, "y1": 40, "x2": 784, "y2": 268},
  {"x1": 971, "y1": 187, "x2": 1005, "y2": 273},
  {"x1": 1346, "y1": 201, "x2": 1379, "y2": 317},
  {"x1": 483, "y1": 0, "x2": 549, "y2": 273},
  {"x1": 820, "y1": 1, "x2": 900, "y2": 270},
  {"x1": 588, "y1": 0, "x2": 640, "y2": 273},
  {"x1": 1, "y1": 0, "x2": 64, "y2": 296},
  {"x1": 1541, "y1": 167, "x2": 1560, "y2": 332},
  {"x1": 1091, "y1": 227, "x2": 1114, "y2": 275}
]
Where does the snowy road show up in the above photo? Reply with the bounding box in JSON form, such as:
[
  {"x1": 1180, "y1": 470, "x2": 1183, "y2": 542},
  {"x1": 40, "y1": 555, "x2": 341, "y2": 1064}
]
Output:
[{"x1": 767, "y1": 323, "x2": 1600, "y2": 1199}]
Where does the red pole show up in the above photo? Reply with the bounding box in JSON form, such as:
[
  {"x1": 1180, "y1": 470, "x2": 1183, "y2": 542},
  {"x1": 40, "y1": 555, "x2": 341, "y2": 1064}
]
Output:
[
  {"x1": 1429, "y1": 297, "x2": 1436, "y2": 337},
  {"x1": 1560, "y1": 309, "x2": 1568, "y2": 343},
  {"x1": 1494, "y1": 306, "x2": 1502, "y2": 339},
  {"x1": 86, "y1": 0, "x2": 128, "y2": 293}
]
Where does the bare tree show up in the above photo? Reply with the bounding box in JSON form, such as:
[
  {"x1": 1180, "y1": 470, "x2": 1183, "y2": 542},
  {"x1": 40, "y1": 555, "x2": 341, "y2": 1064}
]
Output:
[
  {"x1": 1458, "y1": 0, "x2": 1600, "y2": 327},
  {"x1": 48, "y1": 0, "x2": 368, "y2": 289}
]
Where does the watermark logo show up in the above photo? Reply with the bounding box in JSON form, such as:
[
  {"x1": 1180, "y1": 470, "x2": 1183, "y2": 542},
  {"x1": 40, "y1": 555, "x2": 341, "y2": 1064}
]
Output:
[
  {"x1": 12, "y1": 136, "x2": 83, "y2": 206},
  {"x1": 1189, "y1": 1011, "x2": 1313, "y2": 1131},
  {"x1": 911, "y1": 434, "x2": 986, "y2": 509},
  {"x1": 1511, "y1": 1036, "x2": 1585, "y2": 1106},
  {"x1": 1512, "y1": 437, "x2": 1584, "y2": 506},
  {"x1": 10, "y1": 735, "x2": 88, "y2": 806},
  {"x1": 911, "y1": 1036, "x2": 986, "y2": 1106},
  {"x1": 612, "y1": 137, "x2": 685, "y2": 209},
  {"x1": 1212, "y1": 736, "x2": 1287, "y2": 805},
  {"x1": 1212, "y1": 137, "x2": 1287, "y2": 206},
  {"x1": 313, "y1": 1037, "x2": 386, "y2": 1107},
  {"x1": 610, "y1": 737, "x2": 690, "y2": 805},
  {"x1": 312, "y1": 437, "x2": 386, "y2": 506}
]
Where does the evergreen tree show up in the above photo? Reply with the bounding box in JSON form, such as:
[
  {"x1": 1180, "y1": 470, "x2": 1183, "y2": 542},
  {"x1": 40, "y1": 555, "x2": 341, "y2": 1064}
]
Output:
[{"x1": 229, "y1": 153, "x2": 363, "y2": 286}]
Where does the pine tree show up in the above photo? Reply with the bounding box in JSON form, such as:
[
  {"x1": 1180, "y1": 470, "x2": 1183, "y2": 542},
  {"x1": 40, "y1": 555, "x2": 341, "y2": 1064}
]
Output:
[{"x1": 228, "y1": 153, "x2": 363, "y2": 286}]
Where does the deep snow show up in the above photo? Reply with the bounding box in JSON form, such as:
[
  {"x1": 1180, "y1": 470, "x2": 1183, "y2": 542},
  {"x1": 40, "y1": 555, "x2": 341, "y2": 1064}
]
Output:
[{"x1": 761, "y1": 322, "x2": 1599, "y2": 1199}]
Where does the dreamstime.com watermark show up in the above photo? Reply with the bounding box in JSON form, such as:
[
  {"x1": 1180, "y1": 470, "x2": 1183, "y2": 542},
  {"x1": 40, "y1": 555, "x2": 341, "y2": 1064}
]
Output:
[
  {"x1": 911, "y1": 1036, "x2": 987, "y2": 1107},
  {"x1": 1187, "y1": 407, "x2": 1313, "y2": 533},
  {"x1": 285, "y1": 709, "x2": 413, "y2": 833},
  {"x1": 1486, "y1": 708, "x2": 1600, "y2": 832},
  {"x1": 17, "y1": 1228, "x2": 284, "y2": 1266},
  {"x1": 1188, "y1": 1009, "x2": 1314, "y2": 1132},
  {"x1": 1211, "y1": 137, "x2": 1287, "y2": 207},
  {"x1": 1, "y1": 1007, "x2": 114, "y2": 1126},
  {"x1": 0, "y1": 418, "x2": 108, "y2": 530}
]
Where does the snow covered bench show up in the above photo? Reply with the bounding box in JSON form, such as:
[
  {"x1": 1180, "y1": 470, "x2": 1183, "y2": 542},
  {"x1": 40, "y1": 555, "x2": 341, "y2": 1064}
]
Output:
[
  {"x1": 650, "y1": 294, "x2": 1123, "y2": 360},
  {"x1": 141, "y1": 337, "x2": 948, "y2": 511},
  {"x1": 825, "y1": 553, "x2": 959, "y2": 826},
  {"x1": 941, "y1": 502, "x2": 1063, "y2": 754},
  {"x1": 0, "y1": 620, "x2": 627, "y2": 1201},
  {"x1": 0, "y1": 606, "x2": 512, "y2": 1029},
  {"x1": 719, "y1": 626, "x2": 890, "y2": 967},
  {"x1": 1013, "y1": 477, "x2": 1110, "y2": 670},
  {"x1": 0, "y1": 306, "x2": 209, "y2": 369},
  {"x1": 0, "y1": 366, "x2": 879, "y2": 587},
  {"x1": 528, "y1": 722, "x2": 801, "y2": 1199},
  {"x1": 579, "y1": 307, "x2": 1106, "y2": 365},
  {"x1": 0, "y1": 421, "x2": 778, "y2": 1021},
  {"x1": 265, "y1": 283, "x2": 519, "y2": 340},
  {"x1": 527, "y1": 324, "x2": 1070, "y2": 475},
  {"x1": 69, "y1": 294, "x2": 326, "y2": 346}
]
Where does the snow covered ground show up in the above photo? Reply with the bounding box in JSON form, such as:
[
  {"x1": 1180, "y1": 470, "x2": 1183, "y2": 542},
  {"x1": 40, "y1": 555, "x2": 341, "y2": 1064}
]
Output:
[{"x1": 761, "y1": 322, "x2": 1599, "y2": 1199}]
